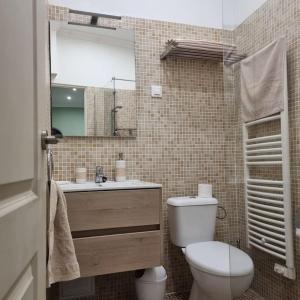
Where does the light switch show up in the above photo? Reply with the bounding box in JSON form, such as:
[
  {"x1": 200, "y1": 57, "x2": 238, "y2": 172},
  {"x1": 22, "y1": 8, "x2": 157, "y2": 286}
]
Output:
[{"x1": 151, "y1": 85, "x2": 162, "y2": 98}]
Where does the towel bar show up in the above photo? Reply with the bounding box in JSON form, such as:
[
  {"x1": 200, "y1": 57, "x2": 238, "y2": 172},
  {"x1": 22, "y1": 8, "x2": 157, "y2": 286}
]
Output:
[{"x1": 242, "y1": 52, "x2": 295, "y2": 280}]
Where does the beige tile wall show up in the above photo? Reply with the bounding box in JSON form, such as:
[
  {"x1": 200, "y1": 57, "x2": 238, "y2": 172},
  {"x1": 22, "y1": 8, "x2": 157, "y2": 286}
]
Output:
[
  {"x1": 114, "y1": 89, "x2": 136, "y2": 132},
  {"x1": 49, "y1": 5, "x2": 239, "y2": 299},
  {"x1": 230, "y1": 0, "x2": 300, "y2": 299}
]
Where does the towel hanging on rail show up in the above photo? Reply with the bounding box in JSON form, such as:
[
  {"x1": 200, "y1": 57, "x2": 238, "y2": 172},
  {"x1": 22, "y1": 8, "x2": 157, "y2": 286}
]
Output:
[
  {"x1": 242, "y1": 38, "x2": 295, "y2": 279},
  {"x1": 241, "y1": 37, "x2": 286, "y2": 122},
  {"x1": 47, "y1": 180, "x2": 80, "y2": 286}
]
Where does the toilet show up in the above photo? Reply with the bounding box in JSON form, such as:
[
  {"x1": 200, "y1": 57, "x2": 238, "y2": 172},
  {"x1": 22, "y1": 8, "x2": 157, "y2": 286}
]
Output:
[{"x1": 167, "y1": 196, "x2": 254, "y2": 300}]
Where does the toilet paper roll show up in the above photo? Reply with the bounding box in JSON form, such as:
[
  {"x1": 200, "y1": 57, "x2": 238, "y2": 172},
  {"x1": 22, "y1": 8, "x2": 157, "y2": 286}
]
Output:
[{"x1": 198, "y1": 184, "x2": 212, "y2": 198}]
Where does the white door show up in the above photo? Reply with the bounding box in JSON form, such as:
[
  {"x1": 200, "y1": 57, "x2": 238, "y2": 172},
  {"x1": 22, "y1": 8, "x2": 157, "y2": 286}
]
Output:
[{"x1": 0, "y1": 0, "x2": 49, "y2": 299}]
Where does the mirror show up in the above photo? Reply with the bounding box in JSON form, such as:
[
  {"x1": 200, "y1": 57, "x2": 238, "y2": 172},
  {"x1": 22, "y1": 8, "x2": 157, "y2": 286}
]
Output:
[{"x1": 50, "y1": 20, "x2": 136, "y2": 137}]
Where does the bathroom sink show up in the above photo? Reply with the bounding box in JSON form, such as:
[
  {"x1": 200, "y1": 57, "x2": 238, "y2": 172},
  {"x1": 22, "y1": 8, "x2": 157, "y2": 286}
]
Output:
[{"x1": 58, "y1": 180, "x2": 161, "y2": 192}]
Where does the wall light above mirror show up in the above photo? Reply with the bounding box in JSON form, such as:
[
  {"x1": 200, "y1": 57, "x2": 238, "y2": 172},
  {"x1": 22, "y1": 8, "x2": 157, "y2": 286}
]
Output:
[{"x1": 50, "y1": 20, "x2": 137, "y2": 138}]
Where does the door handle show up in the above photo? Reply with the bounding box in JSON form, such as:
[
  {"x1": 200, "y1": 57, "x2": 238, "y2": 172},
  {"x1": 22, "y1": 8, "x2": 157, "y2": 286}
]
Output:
[{"x1": 41, "y1": 130, "x2": 58, "y2": 150}]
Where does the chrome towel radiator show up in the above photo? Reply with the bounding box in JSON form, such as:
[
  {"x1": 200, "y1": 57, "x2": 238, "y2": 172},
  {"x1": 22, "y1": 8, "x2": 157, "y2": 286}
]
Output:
[{"x1": 242, "y1": 56, "x2": 295, "y2": 279}]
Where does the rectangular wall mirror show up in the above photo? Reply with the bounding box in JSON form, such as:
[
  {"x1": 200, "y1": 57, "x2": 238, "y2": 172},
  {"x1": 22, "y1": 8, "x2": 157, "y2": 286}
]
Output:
[{"x1": 50, "y1": 20, "x2": 137, "y2": 137}]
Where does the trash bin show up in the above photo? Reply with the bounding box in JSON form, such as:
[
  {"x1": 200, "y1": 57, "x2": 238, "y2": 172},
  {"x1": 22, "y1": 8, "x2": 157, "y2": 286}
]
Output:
[{"x1": 135, "y1": 266, "x2": 167, "y2": 300}]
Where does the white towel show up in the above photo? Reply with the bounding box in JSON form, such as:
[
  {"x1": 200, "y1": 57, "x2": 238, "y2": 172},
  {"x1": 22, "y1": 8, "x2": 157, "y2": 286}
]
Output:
[
  {"x1": 47, "y1": 180, "x2": 80, "y2": 286},
  {"x1": 241, "y1": 37, "x2": 286, "y2": 122}
]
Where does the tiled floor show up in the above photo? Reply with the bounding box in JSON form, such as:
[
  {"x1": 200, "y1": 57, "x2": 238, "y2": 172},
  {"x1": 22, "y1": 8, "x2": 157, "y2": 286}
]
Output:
[
  {"x1": 165, "y1": 294, "x2": 188, "y2": 300},
  {"x1": 239, "y1": 289, "x2": 265, "y2": 300},
  {"x1": 165, "y1": 289, "x2": 264, "y2": 300}
]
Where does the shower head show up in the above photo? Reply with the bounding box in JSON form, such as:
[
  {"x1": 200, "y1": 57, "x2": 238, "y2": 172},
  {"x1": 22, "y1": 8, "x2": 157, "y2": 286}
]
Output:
[{"x1": 112, "y1": 106, "x2": 123, "y2": 112}]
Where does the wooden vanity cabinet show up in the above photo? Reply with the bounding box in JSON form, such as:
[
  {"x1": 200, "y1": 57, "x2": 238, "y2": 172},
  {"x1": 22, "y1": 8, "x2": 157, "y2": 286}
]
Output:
[{"x1": 65, "y1": 188, "x2": 162, "y2": 277}]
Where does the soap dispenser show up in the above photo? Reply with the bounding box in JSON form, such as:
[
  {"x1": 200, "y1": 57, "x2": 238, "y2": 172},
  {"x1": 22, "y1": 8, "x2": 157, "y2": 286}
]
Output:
[{"x1": 116, "y1": 153, "x2": 126, "y2": 182}]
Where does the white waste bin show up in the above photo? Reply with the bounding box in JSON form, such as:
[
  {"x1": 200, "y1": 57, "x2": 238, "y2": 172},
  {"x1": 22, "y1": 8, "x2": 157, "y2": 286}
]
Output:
[{"x1": 135, "y1": 266, "x2": 167, "y2": 300}]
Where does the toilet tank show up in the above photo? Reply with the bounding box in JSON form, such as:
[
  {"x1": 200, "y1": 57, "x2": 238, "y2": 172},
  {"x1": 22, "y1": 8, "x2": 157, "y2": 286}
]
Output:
[{"x1": 167, "y1": 196, "x2": 218, "y2": 247}]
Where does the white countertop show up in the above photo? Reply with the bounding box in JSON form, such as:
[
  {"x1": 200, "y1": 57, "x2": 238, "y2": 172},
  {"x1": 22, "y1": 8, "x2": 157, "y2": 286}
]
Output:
[{"x1": 58, "y1": 180, "x2": 162, "y2": 192}]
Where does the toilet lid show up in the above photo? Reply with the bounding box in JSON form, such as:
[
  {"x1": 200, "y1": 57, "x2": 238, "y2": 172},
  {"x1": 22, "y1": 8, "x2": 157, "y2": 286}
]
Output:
[{"x1": 185, "y1": 241, "x2": 253, "y2": 277}]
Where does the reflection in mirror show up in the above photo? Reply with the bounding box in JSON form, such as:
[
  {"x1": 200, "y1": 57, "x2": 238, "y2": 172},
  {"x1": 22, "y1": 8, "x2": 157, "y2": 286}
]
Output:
[
  {"x1": 52, "y1": 86, "x2": 84, "y2": 136},
  {"x1": 50, "y1": 20, "x2": 136, "y2": 137}
]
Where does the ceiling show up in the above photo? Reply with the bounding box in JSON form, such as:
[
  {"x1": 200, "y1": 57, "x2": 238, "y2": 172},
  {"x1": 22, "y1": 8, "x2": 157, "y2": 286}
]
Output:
[{"x1": 48, "y1": 0, "x2": 267, "y2": 29}]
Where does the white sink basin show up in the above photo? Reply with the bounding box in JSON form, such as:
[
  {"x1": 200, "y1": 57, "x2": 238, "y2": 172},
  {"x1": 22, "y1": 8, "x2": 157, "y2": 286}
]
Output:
[{"x1": 58, "y1": 180, "x2": 161, "y2": 192}]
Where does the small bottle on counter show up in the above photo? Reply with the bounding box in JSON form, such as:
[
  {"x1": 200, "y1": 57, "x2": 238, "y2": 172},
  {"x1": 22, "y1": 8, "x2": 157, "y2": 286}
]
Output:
[
  {"x1": 116, "y1": 153, "x2": 126, "y2": 182},
  {"x1": 75, "y1": 167, "x2": 87, "y2": 183}
]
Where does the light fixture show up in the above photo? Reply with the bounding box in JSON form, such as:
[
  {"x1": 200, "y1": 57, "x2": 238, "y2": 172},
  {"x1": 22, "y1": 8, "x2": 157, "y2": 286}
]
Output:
[
  {"x1": 67, "y1": 96, "x2": 72, "y2": 100},
  {"x1": 68, "y1": 9, "x2": 121, "y2": 30},
  {"x1": 72, "y1": 88, "x2": 77, "y2": 91}
]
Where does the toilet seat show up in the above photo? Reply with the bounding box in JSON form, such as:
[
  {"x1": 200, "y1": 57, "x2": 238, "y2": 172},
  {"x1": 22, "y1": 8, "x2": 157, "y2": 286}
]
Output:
[{"x1": 185, "y1": 241, "x2": 253, "y2": 277}]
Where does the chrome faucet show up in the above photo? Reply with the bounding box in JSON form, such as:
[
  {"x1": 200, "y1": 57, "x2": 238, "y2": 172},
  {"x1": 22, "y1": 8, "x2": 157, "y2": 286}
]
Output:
[{"x1": 95, "y1": 166, "x2": 107, "y2": 183}]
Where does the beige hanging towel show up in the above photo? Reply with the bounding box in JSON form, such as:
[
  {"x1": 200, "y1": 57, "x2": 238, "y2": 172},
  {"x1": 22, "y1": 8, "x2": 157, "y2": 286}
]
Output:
[
  {"x1": 241, "y1": 37, "x2": 286, "y2": 122},
  {"x1": 47, "y1": 180, "x2": 80, "y2": 286}
]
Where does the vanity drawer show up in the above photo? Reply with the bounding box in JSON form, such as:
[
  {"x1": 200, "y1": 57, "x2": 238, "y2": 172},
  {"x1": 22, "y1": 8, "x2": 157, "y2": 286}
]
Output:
[
  {"x1": 73, "y1": 231, "x2": 161, "y2": 277},
  {"x1": 66, "y1": 189, "x2": 161, "y2": 232}
]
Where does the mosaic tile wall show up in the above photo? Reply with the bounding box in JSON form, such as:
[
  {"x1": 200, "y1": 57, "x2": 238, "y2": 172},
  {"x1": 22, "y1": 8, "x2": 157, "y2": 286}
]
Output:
[
  {"x1": 165, "y1": 289, "x2": 265, "y2": 300},
  {"x1": 229, "y1": 0, "x2": 300, "y2": 299},
  {"x1": 48, "y1": 5, "x2": 239, "y2": 298}
]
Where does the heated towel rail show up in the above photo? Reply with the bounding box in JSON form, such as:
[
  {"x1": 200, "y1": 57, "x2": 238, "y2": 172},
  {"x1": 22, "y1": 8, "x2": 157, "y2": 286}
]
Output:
[{"x1": 242, "y1": 60, "x2": 295, "y2": 280}]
